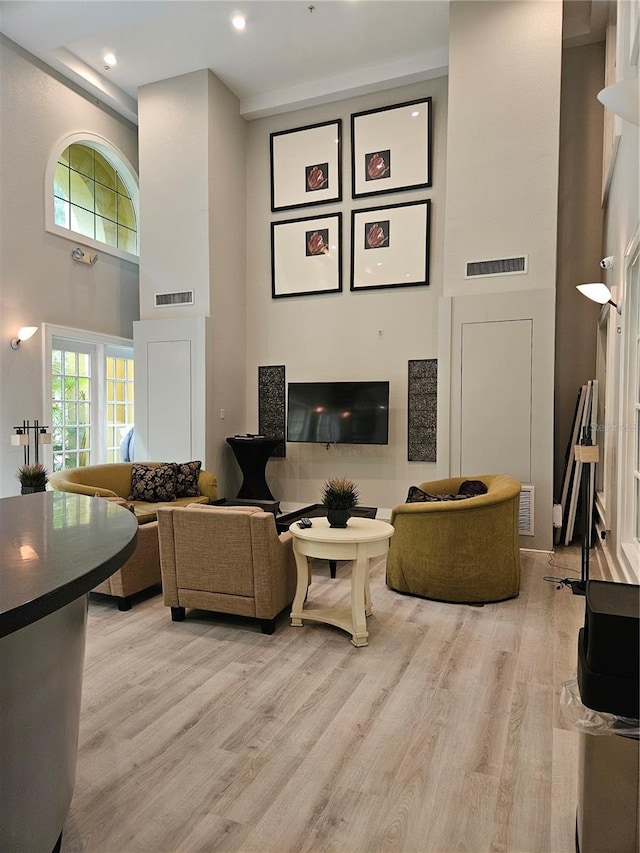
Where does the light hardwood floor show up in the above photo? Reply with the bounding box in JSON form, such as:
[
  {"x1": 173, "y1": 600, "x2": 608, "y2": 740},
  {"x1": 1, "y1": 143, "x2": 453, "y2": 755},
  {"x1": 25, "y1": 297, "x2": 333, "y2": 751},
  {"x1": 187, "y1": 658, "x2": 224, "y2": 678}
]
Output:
[{"x1": 61, "y1": 545, "x2": 608, "y2": 853}]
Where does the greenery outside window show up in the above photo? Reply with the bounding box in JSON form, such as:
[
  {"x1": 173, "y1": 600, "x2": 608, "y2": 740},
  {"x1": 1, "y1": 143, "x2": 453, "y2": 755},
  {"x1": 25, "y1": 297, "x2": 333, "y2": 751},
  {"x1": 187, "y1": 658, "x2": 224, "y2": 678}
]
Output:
[
  {"x1": 54, "y1": 144, "x2": 137, "y2": 254},
  {"x1": 45, "y1": 326, "x2": 134, "y2": 471},
  {"x1": 52, "y1": 343, "x2": 93, "y2": 470},
  {"x1": 106, "y1": 352, "x2": 135, "y2": 463},
  {"x1": 45, "y1": 133, "x2": 139, "y2": 263}
]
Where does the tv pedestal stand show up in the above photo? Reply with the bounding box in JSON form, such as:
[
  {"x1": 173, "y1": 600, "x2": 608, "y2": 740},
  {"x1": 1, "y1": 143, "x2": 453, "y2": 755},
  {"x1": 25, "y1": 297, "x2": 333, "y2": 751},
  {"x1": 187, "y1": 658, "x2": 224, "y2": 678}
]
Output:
[{"x1": 226, "y1": 436, "x2": 282, "y2": 501}]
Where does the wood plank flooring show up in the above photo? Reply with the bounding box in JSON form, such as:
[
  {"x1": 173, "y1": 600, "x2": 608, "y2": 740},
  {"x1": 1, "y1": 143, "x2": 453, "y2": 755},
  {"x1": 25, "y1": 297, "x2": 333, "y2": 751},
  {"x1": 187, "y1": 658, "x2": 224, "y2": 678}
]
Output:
[{"x1": 61, "y1": 545, "x2": 605, "y2": 853}]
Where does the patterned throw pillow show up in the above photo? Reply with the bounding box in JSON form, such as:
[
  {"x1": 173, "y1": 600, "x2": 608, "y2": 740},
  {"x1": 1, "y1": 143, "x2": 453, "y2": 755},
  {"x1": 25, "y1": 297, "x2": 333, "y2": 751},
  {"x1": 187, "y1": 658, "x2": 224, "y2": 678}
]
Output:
[
  {"x1": 128, "y1": 463, "x2": 178, "y2": 502},
  {"x1": 458, "y1": 479, "x2": 488, "y2": 497},
  {"x1": 405, "y1": 486, "x2": 469, "y2": 503},
  {"x1": 175, "y1": 460, "x2": 202, "y2": 497}
]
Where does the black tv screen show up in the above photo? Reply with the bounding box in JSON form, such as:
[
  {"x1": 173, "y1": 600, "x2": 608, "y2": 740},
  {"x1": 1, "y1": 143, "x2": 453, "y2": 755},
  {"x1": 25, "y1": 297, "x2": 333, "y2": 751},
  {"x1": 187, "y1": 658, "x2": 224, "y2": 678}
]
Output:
[{"x1": 287, "y1": 381, "x2": 389, "y2": 445}]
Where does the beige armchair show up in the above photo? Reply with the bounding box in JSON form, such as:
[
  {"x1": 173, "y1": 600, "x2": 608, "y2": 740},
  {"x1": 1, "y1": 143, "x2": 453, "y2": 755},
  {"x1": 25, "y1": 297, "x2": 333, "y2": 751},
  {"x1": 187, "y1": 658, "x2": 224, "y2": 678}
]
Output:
[
  {"x1": 90, "y1": 497, "x2": 161, "y2": 610},
  {"x1": 157, "y1": 504, "x2": 297, "y2": 634},
  {"x1": 386, "y1": 474, "x2": 521, "y2": 604},
  {"x1": 93, "y1": 519, "x2": 161, "y2": 610}
]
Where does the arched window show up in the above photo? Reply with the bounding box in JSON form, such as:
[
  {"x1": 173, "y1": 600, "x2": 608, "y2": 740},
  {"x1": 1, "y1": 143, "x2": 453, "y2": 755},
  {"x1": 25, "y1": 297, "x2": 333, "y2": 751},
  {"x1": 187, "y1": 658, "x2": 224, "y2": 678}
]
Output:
[{"x1": 46, "y1": 133, "x2": 139, "y2": 261}]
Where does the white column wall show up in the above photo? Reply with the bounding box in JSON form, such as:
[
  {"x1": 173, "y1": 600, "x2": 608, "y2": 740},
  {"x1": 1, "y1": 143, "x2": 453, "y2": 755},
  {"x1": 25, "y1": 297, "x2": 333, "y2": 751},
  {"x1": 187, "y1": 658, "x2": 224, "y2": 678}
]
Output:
[
  {"x1": 137, "y1": 70, "x2": 247, "y2": 487},
  {"x1": 441, "y1": 1, "x2": 563, "y2": 551},
  {"x1": 443, "y1": 1, "x2": 563, "y2": 299}
]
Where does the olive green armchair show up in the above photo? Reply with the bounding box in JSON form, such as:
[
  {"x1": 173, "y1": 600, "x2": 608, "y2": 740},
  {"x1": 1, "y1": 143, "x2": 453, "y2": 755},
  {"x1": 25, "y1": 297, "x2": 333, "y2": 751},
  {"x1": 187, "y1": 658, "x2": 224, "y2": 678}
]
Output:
[{"x1": 386, "y1": 474, "x2": 521, "y2": 604}]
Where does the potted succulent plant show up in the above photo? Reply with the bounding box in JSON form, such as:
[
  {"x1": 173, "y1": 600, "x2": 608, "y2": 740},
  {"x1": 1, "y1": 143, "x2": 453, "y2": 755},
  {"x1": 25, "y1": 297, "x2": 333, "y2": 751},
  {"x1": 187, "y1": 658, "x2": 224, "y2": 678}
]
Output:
[
  {"x1": 17, "y1": 462, "x2": 49, "y2": 494},
  {"x1": 321, "y1": 476, "x2": 359, "y2": 528}
]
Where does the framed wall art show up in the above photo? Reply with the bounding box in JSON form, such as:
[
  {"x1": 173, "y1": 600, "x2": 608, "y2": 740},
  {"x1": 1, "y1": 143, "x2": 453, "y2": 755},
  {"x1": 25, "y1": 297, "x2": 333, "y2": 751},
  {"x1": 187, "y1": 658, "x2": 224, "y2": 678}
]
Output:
[
  {"x1": 350, "y1": 199, "x2": 430, "y2": 292},
  {"x1": 351, "y1": 97, "x2": 432, "y2": 199},
  {"x1": 270, "y1": 119, "x2": 342, "y2": 212},
  {"x1": 271, "y1": 212, "x2": 342, "y2": 298}
]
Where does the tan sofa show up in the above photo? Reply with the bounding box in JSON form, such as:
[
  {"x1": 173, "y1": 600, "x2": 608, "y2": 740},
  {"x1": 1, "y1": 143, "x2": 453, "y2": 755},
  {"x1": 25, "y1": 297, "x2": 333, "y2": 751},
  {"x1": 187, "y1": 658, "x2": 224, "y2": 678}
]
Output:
[
  {"x1": 386, "y1": 474, "x2": 521, "y2": 604},
  {"x1": 49, "y1": 462, "x2": 217, "y2": 524},
  {"x1": 157, "y1": 504, "x2": 297, "y2": 634}
]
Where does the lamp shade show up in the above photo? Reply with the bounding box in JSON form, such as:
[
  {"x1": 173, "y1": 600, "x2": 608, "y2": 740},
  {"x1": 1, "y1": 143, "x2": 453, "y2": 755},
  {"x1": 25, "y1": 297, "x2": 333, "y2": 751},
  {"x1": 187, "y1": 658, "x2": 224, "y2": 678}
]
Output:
[
  {"x1": 38, "y1": 431, "x2": 52, "y2": 445},
  {"x1": 597, "y1": 78, "x2": 640, "y2": 126},
  {"x1": 11, "y1": 433, "x2": 29, "y2": 446},
  {"x1": 576, "y1": 282, "x2": 613, "y2": 304},
  {"x1": 17, "y1": 326, "x2": 38, "y2": 342}
]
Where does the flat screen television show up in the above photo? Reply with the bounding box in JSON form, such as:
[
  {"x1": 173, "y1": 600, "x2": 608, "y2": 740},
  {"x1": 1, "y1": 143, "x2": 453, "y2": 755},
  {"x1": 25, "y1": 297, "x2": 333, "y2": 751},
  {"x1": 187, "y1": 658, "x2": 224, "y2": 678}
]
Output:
[{"x1": 287, "y1": 381, "x2": 389, "y2": 445}]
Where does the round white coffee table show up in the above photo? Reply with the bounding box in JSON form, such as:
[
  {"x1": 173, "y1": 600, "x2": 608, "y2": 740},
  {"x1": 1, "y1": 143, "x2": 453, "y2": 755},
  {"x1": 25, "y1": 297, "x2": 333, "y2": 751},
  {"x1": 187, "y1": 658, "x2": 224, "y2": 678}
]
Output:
[{"x1": 289, "y1": 516, "x2": 394, "y2": 647}]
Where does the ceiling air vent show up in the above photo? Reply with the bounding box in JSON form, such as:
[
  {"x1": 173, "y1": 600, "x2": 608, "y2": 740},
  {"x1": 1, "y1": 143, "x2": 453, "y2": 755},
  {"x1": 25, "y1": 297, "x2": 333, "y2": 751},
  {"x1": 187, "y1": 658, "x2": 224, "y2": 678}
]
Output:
[
  {"x1": 154, "y1": 290, "x2": 194, "y2": 308},
  {"x1": 465, "y1": 255, "x2": 528, "y2": 279},
  {"x1": 518, "y1": 484, "x2": 534, "y2": 536}
]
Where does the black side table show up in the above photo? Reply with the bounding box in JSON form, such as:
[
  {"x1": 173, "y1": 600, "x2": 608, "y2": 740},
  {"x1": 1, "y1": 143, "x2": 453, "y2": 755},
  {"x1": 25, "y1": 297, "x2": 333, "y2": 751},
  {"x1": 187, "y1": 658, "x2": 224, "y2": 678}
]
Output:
[{"x1": 226, "y1": 436, "x2": 282, "y2": 500}]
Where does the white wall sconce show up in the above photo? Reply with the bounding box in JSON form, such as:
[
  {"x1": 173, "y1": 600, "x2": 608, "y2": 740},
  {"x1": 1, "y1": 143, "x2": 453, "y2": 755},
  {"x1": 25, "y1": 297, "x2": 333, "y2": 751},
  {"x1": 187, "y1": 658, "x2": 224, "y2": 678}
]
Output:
[
  {"x1": 576, "y1": 282, "x2": 622, "y2": 314},
  {"x1": 71, "y1": 247, "x2": 98, "y2": 265},
  {"x1": 10, "y1": 326, "x2": 38, "y2": 350},
  {"x1": 597, "y1": 78, "x2": 640, "y2": 126}
]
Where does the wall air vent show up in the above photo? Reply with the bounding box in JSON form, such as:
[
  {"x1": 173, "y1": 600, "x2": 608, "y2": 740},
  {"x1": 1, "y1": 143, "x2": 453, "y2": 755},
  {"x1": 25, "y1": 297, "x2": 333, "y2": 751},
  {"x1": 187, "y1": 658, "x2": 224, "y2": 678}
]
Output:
[
  {"x1": 465, "y1": 255, "x2": 528, "y2": 279},
  {"x1": 154, "y1": 291, "x2": 194, "y2": 307},
  {"x1": 518, "y1": 484, "x2": 534, "y2": 536}
]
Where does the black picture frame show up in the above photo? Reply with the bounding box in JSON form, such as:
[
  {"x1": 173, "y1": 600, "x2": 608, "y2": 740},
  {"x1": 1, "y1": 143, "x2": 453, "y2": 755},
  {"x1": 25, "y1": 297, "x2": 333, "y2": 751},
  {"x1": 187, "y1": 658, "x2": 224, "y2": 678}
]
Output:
[
  {"x1": 271, "y1": 212, "x2": 342, "y2": 298},
  {"x1": 350, "y1": 200, "x2": 430, "y2": 291},
  {"x1": 270, "y1": 119, "x2": 342, "y2": 212},
  {"x1": 351, "y1": 98, "x2": 432, "y2": 199}
]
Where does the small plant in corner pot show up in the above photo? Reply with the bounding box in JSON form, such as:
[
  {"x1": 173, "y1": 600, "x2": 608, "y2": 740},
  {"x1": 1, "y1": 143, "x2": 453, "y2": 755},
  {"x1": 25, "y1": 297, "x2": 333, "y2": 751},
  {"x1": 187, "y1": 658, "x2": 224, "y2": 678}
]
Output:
[
  {"x1": 17, "y1": 463, "x2": 49, "y2": 494},
  {"x1": 321, "y1": 477, "x2": 359, "y2": 528}
]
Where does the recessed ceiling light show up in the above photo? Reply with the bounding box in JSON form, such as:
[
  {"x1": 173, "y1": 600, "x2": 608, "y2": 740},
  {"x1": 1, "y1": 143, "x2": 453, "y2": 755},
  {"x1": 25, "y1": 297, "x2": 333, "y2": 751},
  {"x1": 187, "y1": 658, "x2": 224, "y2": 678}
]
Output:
[
  {"x1": 231, "y1": 14, "x2": 246, "y2": 31},
  {"x1": 103, "y1": 52, "x2": 117, "y2": 66},
  {"x1": 411, "y1": 110, "x2": 420, "y2": 118}
]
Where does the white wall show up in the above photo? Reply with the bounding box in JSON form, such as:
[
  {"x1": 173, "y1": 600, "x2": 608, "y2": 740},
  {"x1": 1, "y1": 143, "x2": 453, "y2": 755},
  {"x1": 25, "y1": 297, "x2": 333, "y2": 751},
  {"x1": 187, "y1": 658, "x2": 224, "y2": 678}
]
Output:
[
  {"x1": 0, "y1": 37, "x2": 139, "y2": 497},
  {"x1": 441, "y1": 1, "x2": 563, "y2": 551},
  {"x1": 245, "y1": 79, "x2": 448, "y2": 510},
  {"x1": 242, "y1": 2, "x2": 563, "y2": 543},
  {"x1": 443, "y1": 0, "x2": 562, "y2": 299},
  {"x1": 138, "y1": 71, "x2": 212, "y2": 321},
  {"x1": 137, "y1": 70, "x2": 247, "y2": 491}
]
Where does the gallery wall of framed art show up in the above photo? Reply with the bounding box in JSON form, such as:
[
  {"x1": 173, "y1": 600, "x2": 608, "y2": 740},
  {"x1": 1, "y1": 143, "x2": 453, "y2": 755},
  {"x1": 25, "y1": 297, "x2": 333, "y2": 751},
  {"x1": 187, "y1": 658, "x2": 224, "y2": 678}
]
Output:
[
  {"x1": 245, "y1": 76, "x2": 448, "y2": 497},
  {"x1": 268, "y1": 94, "x2": 434, "y2": 300}
]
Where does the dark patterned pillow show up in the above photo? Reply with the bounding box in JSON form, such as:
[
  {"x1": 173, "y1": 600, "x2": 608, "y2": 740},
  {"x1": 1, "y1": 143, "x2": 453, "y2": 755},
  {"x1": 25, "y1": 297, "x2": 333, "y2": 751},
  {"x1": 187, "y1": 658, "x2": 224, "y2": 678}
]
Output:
[
  {"x1": 175, "y1": 460, "x2": 202, "y2": 497},
  {"x1": 406, "y1": 486, "x2": 440, "y2": 502},
  {"x1": 128, "y1": 463, "x2": 178, "y2": 502},
  {"x1": 458, "y1": 479, "x2": 488, "y2": 497},
  {"x1": 406, "y1": 486, "x2": 469, "y2": 503}
]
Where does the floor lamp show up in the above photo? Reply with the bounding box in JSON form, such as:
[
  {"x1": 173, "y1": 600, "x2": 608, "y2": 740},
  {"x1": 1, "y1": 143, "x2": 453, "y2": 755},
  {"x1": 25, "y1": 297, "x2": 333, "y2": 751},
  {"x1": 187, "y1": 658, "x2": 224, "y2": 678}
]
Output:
[{"x1": 570, "y1": 429, "x2": 600, "y2": 596}]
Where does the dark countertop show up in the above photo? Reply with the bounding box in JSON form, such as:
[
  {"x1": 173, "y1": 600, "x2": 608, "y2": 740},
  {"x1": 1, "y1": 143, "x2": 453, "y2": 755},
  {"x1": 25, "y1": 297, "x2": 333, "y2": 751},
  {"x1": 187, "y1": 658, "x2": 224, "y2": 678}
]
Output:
[{"x1": 0, "y1": 491, "x2": 138, "y2": 638}]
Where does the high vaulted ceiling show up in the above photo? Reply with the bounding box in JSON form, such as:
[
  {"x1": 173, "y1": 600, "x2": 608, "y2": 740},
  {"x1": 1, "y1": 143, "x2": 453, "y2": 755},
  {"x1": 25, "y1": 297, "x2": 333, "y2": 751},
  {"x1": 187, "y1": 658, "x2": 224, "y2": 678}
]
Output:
[
  {"x1": 0, "y1": 0, "x2": 450, "y2": 123},
  {"x1": 0, "y1": 0, "x2": 608, "y2": 124}
]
